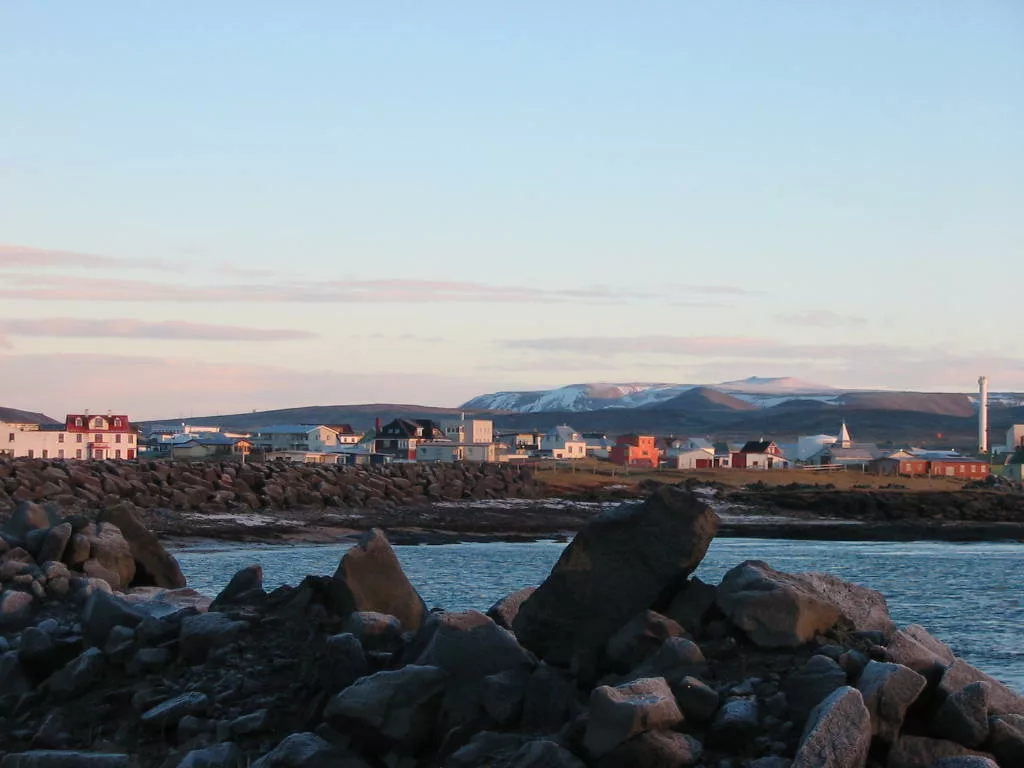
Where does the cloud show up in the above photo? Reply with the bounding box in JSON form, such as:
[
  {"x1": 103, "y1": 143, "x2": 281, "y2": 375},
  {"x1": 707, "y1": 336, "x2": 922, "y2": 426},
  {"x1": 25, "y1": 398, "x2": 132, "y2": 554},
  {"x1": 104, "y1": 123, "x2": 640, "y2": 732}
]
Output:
[
  {"x1": 0, "y1": 272, "x2": 746, "y2": 305},
  {"x1": 775, "y1": 310, "x2": 867, "y2": 327},
  {"x1": 0, "y1": 244, "x2": 174, "y2": 271},
  {"x1": 0, "y1": 318, "x2": 315, "y2": 342},
  {"x1": 0, "y1": 353, "x2": 491, "y2": 420}
]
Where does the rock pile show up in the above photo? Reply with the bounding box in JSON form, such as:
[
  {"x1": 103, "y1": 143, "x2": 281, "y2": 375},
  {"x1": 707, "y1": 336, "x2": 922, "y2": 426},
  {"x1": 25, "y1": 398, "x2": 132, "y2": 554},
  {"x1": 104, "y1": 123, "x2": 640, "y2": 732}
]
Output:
[
  {"x1": 0, "y1": 459, "x2": 542, "y2": 525},
  {"x1": 1, "y1": 486, "x2": 1022, "y2": 767}
]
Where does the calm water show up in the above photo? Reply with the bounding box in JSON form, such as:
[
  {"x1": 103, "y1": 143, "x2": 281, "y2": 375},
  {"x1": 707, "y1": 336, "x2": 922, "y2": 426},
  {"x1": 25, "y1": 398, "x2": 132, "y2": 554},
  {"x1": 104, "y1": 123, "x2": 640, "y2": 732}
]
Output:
[{"x1": 174, "y1": 538, "x2": 1024, "y2": 692}]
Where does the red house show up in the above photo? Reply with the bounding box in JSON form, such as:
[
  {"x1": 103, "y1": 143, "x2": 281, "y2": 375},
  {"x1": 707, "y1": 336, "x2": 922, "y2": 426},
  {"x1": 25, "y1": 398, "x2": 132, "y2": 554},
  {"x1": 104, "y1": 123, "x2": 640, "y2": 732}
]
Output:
[
  {"x1": 732, "y1": 440, "x2": 790, "y2": 470},
  {"x1": 609, "y1": 434, "x2": 662, "y2": 468},
  {"x1": 927, "y1": 459, "x2": 989, "y2": 479},
  {"x1": 64, "y1": 413, "x2": 137, "y2": 461}
]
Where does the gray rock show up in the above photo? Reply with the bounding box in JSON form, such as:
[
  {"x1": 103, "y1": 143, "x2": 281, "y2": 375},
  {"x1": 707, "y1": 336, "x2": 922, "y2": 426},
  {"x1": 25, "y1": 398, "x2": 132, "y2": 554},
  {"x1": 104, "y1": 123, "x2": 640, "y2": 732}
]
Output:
[
  {"x1": 127, "y1": 647, "x2": 171, "y2": 675},
  {"x1": 46, "y1": 647, "x2": 105, "y2": 696},
  {"x1": 230, "y1": 708, "x2": 270, "y2": 735},
  {"x1": 521, "y1": 662, "x2": 578, "y2": 734},
  {"x1": 709, "y1": 697, "x2": 761, "y2": 746},
  {"x1": 481, "y1": 667, "x2": 531, "y2": 726},
  {"x1": 987, "y1": 714, "x2": 1024, "y2": 767},
  {"x1": 787, "y1": 571, "x2": 895, "y2": 636},
  {"x1": 583, "y1": 677, "x2": 683, "y2": 758},
  {"x1": 0, "y1": 649, "x2": 32, "y2": 697},
  {"x1": 210, "y1": 564, "x2": 264, "y2": 610},
  {"x1": 938, "y1": 658, "x2": 1024, "y2": 718},
  {"x1": 104, "y1": 624, "x2": 136, "y2": 663},
  {"x1": 928, "y1": 758, "x2": 1000, "y2": 768},
  {"x1": 141, "y1": 691, "x2": 210, "y2": 727},
  {"x1": 84, "y1": 522, "x2": 136, "y2": 589},
  {"x1": 792, "y1": 686, "x2": 871, "y2": 768},
  {"x1": 934, "y1": 681, "x2": 991, "y2": 748},
  {"x1": 486, "y1": 587, "x2": 535, "y2": 631},
  {"x1": 136, "y1": 614, "x2": 177, "y2": 646},
  {"x1": 37, "y1": 523, "x2": 72, "y2": 565},
  {"x1": 98, "y1": 502, "x2": 185, "y2": 589},
  {"x1": 178, "y1": 715, "x2": 216, "y2": 743},
  {"x1": 664, "y1": 576, "x2": 718, "y2": 634},
  {"x1": 627, "y1": 636, "x2": 706, "y2": 684},
  {"x1": 176, "y1": 742, "x2": 245, "y2": 768},
  {"x1": 344, "y1": 611, "x2": 403, "y2": 652},
  {"x1": 671, "y1": 675, "x2": 721, "y2": 722},
  {"x1": 513, "y1": 487, "x2": 718, "y2": 674},
  {"x1": 886, "y1": 735, "x2": 995, "y2": 768},
  {"x1": 179, "y1": 612, "x2": 248, "y2": 664},
  {"x1": 251, "y1": 731, "x2": 369, "y2": 768},
  {"x1": 856, "y1": 660, "x2": 927, "y2": 744},
  {"x1": 324, "y1": 665, "x2": 447, "y2": 751},
  {"x1": 412, "y1": 610, "x2": 534, "y2": 679},
  {"x1": 321, "y1": 633, "x2": 369, "y2": 694},
  {"x1": 606, "y1": 610, "x2": 687, "y2": 669},
  {"x1": 18, "y1": 626, "x2": 63, "y2": 679},
  {"x1": 81, "y1": 590, "x2": 145, "y2": 647},
  {"x1": 0, "y1": 589, "x2": 36, "y2": 630},
  {"x1": 0, "y1": 753, "x2": 129, "y2": 768},
  {"x1": 444, "y1": 732, "x2": 528, "y2": 768},
  {"x1": 597, "y1": 730, "x2": 703, "y2": 768},
  {"x1": 330, "y1": 528, "x2": 428, "y2": 631},
  {"x1": 508, "y1": 740, "x2": 585, "y2": 767},
  {"x1": 784, "y1": 655, "x2": 848, "y2": 723},
  {"x1": 885, "y1": 624, "x2": 956, "y2": 682},
  {"x1": 2, "y1": 501, "x2": 61, "y2": 541}
]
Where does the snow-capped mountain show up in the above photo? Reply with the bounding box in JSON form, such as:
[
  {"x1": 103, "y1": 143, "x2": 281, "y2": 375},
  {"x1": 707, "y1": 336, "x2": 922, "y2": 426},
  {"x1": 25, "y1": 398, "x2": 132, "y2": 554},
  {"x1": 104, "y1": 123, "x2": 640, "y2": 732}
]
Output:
[{"x1": 461, "y1": 377, "x2": 838, "y2": 414}]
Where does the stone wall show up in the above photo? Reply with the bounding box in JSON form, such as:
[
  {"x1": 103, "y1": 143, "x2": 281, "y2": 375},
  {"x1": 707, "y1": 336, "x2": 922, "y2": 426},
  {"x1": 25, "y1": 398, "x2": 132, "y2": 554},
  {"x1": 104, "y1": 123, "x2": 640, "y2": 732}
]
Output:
[{"x1": 0, "y1": 459, "x2": 542, "y2": 524}]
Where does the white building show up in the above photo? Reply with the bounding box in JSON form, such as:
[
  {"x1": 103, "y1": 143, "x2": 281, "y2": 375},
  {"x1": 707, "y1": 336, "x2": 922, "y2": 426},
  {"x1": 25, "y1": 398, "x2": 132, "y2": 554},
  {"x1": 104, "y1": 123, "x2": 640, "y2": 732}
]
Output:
[
  {"x1": 441, "y1": 418, "x2": 493, "y2": 444},
  {"x1": 1003, "y1": 425, "x2": 1024, "y2": 454},
  {"x1": 2, "y1": 413, "x2": 138, "y2": 461},
  {"x1": 540, "y1": 426, "x2": 588, "y2": 459},
  {"x1": 251, "y1": 424, "x2": 359, "y2": 452},
  {"x1": 666, "y1": 448, "x2": 715, "y2": 469},
  {"x1": 417, "y1": 442, "x2": 498, "y2": 463}
]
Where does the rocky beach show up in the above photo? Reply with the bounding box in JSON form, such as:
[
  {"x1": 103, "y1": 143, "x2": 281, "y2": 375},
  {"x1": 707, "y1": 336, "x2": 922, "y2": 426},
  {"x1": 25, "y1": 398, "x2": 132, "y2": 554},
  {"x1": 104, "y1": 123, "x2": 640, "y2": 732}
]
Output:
[{"x1": 0, "y1": 481, "x2": 1023, "y2": 767}]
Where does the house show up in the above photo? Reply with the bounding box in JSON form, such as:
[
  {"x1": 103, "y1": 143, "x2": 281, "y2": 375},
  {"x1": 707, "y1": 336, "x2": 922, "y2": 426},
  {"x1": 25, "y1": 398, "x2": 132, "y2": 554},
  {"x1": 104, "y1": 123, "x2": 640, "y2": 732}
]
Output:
[
  {"x1": 795, "y1": 434, "x2": 838, "y2": 461},
  {"x1": 712, "y1": 441, "x2": 734, "y2": 468},
  {"x1": 927, "y1": 458, "x2": 989, "y2": 479},
  {"x1": 662, "y1": 436, "x2": 713, "y2": 456},
  {"x1": 609, "y1": 434, "x2": 662, "y2": 468},
  {"x1": 251, "y1": 424, "x2": 354, "y2": 453},
  {"x1": 805, "y1": 422, "x2": 881, "y2": 469},
  {"x1": 375, "y1": 419, "x2": 446, "y2": 461},
  {"x1": 582, "y1": 432, "x2": 616, "y2": 458},
  {"x1": 666, "y1": 448, "x2": 715, "y2": 470},
  {"x1": 732, "y1": 440, "x2": 790, "y2": 470},
  {"x1": 326, "y1": 424, "x2": 362, "y2": 445},
  {"x1": 496, "y1": 431, "x2": 544, "y2": 453},
  {"x1": 868, "y1": 449, "x2": 930, "y2": 476},
  {"x1": 416, "y1": 442, "x2": 498, "y2": 463},
  {"x1": 170, "y1": 435, "x2": 251, "y2": 461},
  {"x1": 441, "y1": 418, "x2": 493, "y2": 444},
  {"x1": 1, "y1": 412, "x2": 138, "y2": 461},
  {"x1": 539, "y1": 426, "x2": 587, "y2": 459}
]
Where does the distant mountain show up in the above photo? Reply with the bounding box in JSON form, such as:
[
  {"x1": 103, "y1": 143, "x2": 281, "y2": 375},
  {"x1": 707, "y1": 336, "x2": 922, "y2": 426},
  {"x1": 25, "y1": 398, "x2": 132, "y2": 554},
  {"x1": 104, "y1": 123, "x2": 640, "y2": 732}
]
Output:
[
  {"x1": 646, "y1": 386, "x2": 757, "y2": 412},
  {"x1": 833, "y1": 392, "x2": 974, "y2": 417},
  {"x1": 717, "y1": 376, "x2": 839, "y2": 395},
  {"x1": 0, "y1": 407, "x2": 59, "y2": 425}
]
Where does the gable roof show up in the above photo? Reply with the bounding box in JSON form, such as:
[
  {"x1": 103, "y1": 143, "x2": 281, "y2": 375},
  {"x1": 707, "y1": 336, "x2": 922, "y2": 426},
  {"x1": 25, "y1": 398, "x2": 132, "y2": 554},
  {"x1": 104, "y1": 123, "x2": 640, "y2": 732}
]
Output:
[{"x1": 740, "y1": 440, "x2": 775, "y2": 454}]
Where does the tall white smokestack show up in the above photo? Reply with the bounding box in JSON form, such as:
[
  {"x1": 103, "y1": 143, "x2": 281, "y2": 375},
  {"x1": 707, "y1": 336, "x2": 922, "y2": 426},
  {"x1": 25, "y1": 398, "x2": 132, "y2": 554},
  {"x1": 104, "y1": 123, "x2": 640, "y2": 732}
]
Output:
[{"x1": 978, "y1": 375, "x2": 989, "y2": 454}]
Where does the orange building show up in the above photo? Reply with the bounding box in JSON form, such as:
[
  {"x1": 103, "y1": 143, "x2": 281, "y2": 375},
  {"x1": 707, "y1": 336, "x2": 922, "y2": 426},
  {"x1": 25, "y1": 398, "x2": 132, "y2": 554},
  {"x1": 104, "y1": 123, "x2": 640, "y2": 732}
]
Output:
[{"x1": 609, "y1": 434, "x2": 662, "y2": 468}]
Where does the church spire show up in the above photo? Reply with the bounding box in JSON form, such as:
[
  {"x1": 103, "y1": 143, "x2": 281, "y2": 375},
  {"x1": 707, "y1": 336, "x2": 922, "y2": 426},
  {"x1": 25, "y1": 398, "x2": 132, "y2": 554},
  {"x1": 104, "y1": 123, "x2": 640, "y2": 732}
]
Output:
[{"x1": 838, "y1": 420, "x2": 852, "y2": 448}]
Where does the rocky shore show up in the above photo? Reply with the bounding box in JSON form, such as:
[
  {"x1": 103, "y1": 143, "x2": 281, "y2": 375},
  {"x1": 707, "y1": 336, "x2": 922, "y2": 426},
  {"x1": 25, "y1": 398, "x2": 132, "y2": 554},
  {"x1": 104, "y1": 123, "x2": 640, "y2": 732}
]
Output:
[{"x1": 1, "y1": 488, "x2": 1022, "y2": 767}]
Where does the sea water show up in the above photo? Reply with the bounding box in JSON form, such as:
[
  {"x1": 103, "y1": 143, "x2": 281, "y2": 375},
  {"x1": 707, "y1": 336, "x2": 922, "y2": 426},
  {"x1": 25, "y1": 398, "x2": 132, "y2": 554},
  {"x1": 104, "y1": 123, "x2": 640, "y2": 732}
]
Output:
[{"x1": 174, "y1": 538, "x2": 1023, "y2": 692}]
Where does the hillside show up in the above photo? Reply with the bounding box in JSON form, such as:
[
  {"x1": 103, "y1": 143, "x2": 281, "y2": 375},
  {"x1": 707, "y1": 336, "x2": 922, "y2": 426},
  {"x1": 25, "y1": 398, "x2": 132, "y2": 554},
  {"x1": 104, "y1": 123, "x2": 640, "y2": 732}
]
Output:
[
  {"x1": 644, "y1": 386, "x2": 757, "y2": 412},
  {"x1": 834, "y1": 391, "x2": 975, "y2": 417},
  {"x1": 0, "y1": 407, "x2": 59, "y2": 425}
]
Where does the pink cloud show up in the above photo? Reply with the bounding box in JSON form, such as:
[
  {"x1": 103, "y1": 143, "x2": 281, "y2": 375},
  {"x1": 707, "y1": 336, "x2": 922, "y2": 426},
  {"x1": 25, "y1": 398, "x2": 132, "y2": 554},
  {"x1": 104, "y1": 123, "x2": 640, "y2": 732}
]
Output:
[
  {"x1": 0, "y1": 318, "x2": 315, "y2": 342},
  {"x1": 0, "y1": 353, "x2": 492, "y2": 421},
  {"x1": 0, "y1": 244, "x2": 174, "y2": 271}
]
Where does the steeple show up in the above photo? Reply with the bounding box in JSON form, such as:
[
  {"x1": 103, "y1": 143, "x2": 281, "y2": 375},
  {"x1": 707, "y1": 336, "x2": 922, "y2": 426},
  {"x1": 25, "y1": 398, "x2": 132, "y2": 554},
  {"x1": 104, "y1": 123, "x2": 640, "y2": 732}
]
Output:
[{"x1": 837, "y1": 420, "x2": 852, "y2": 448}]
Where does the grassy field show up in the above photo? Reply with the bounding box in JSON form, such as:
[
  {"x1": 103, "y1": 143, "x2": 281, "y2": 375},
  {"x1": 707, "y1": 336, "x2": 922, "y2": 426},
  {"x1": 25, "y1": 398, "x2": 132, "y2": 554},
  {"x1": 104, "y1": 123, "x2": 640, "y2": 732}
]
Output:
[{"x1": 531, "y1": 457, "x2": 973, "y2": 495}]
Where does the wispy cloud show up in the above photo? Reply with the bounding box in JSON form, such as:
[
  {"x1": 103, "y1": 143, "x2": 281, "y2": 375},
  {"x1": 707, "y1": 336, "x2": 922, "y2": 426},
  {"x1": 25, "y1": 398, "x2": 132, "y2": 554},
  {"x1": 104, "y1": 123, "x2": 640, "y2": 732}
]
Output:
[
  {"x1": 775, "y1": 310, "x2": 867, "y2": 327},
  {"x1": 0, "y1": 244, "x2": 175, "y2": 271},
  {"x1": 0, "y1": 318, "x2": 314, "y2": 342}
]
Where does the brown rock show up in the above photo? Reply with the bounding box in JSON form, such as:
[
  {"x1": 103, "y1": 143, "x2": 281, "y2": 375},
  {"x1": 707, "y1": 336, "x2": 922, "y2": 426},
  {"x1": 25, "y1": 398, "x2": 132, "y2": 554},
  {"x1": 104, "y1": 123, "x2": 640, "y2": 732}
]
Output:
[{"x1": 98, "y1": 502, "x2": 185, "y2": 588}]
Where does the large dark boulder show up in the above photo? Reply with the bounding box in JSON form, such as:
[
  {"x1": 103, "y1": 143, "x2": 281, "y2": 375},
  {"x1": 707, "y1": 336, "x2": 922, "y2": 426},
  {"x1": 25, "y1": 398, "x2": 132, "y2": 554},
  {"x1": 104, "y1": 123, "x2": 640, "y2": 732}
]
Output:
[
  {"x1": 856, "y1": 660, "x2": 926, "y2": 745},
  {"x1": 792, "y1": 686, "x2": 871, "y2": 768},
  {"x1": 98, "y1": 503, "x2": 185, "y2": 588},
  {"x1": 784, "y1": 655, "x2": 848, "y2": 724},
  {"x1": 210, "y1": 565, "x2": 265, "y2": 610},
  {"x1": 486, "y1": 587, "x2": 535, "y2": 630},
  {"x1": 251, "y1": 732, "x2": 370, "y2": 768},
  {"x1": 411, "y1": 610, "x2": 535, "y2": 679},
  {"x1": 329, "y1": 528, "x2": 428, "y2": 631},
  {"x1": 2, "y1": 501, "x2": 61, "y2": 542},
  {"x1": 583, "y1": 677, "x2": 683, "y2": 758},
  {"x1": 512, "y1": 487, "x2": 718, "y2": 672}
]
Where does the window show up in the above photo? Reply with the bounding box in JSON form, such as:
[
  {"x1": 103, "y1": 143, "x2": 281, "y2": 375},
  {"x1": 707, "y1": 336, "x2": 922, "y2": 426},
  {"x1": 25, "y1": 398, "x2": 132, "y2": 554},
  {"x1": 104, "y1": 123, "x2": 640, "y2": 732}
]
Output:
[
  {"x1": 58, "y1": 450, "x2": 64, "y2": 459},
  {"x1": 115, "y1": 450, "x2": 122, "y2": 459},
  {"x1": 114, "y1": 418, "x2": 122, "y2": 427},
  {"x1": 76, "y1": 449, "x2": 82, "y2": 459},
  {"x1": 128, "y1": 435, "x2": 134, "y2": 444},
  {"x1": 7, "y1": 433, "x2": 13, "y2": 442},
  {"x1": 27, "y1": 450, "x2": 34, "y2": 458},
  {"x1": 75, "y1": 417, "x2": 83, "y2": 427},
  {"x1": 115, "y1": 434, "x2": 122, "y2": 444},
  {"x1": 94, "y1": 434, "x2": 102, "y2": 442},
  {"x1": 93, "y1": 418, "x2": 103, "y2": 428},
  {"x1": 42, "y1": 450, "x2": 48, "y2": 458},
  {"x1": 58, "y1": 433, "x2": 65, "y2": 443},
  {"x1": 76, "y1": 434, "x2": 83, "y2": 443}
]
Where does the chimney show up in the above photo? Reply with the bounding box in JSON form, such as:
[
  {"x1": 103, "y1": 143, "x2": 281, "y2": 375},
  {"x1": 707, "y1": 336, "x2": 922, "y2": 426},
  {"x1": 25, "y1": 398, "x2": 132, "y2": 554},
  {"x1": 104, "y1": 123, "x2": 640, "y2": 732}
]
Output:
[
  {"x1": 978, "y1": 376, "x2": 989, "y2": 454},
  {"x1": 375, "y1": 417, "x2": 382, "y2": 433}
]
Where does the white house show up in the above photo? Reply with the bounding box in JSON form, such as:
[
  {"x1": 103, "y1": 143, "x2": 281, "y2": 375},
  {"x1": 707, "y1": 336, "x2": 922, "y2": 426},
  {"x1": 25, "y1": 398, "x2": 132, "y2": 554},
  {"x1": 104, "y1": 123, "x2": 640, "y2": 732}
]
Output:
[
  {"x1": 666, "y1": 448, "x2": 715, "y2": 470},
  {"x1": 441, "y1": 418, "x2": 493, "y2": 445},
  {"x1": 417, "y1": 442, "x2": 498, "y2": 463},
  {"x1": 1, "y1": 413, "x2": 138, "y2": 461},
  {"x1": 540, "y1": 426, "x2": 588, "y2": 459},
  {"x1": 252, "y1": 424, "x2": 357, "y2": 452}
]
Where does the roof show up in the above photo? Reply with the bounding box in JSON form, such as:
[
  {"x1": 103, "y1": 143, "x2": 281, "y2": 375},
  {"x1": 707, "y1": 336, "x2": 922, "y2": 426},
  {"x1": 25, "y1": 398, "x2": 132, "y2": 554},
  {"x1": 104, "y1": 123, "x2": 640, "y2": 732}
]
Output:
[
  {"x1": 253, "y1": 424, "x2": 325, "y2": 435},
  {"x1": 740, "y1": 440, "x2": 775, "y2": 454},
  {"x1": 815, "y1": 444, "x2": 883, "y2": 461},
  {"x1": 546, "y1": 425, "x2": 582, "y2": 442},
  {"x1": 324, "y1": 424, "x2": 357, "y2": 435}
]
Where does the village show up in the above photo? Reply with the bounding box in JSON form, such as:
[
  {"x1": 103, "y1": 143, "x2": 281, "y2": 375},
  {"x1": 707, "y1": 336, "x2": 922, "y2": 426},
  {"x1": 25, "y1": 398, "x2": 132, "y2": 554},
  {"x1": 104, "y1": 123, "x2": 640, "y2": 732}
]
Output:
[{"x1": 3, "y1": 410, "x2": 1024, "y2": 482}]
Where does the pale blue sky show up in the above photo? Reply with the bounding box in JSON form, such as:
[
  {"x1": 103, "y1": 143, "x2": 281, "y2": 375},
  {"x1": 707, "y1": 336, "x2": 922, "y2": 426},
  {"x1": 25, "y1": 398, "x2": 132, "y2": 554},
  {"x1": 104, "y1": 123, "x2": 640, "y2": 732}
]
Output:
[{"x1": 1, "y1": 2, "x2": 1022, "y2": 418}]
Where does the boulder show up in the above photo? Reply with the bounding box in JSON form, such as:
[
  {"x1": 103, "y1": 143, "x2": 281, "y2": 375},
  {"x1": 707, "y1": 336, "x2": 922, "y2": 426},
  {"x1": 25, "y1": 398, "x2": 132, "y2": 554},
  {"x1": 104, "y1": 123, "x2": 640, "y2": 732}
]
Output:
[
  {"x1": 63, "y1": 533, "x2": 91, "y2": 568},
  {"x1": 784, "y1": 655, "x2": 849, "y2": 723},
  {"x1": 82, "y1": 590, "x2": 146, "y2": 647},
  {"x1": 597, "y1": 730, "x2": 703, "y2": 768},
  {"x1": 2, "y1": 500, "x2": 61, "y2": 541},
  {"x1": 506, "y1": 740, "x2": 586, "y2": 767},
  {"x1": 481, "y1": 667, "x2": 531, "y2": 726},
  {"x1": 486, "y1": 587, "x2": 535, "y2": 630},
  {"x1": 583, "y1": 677, "x2": 683, "y2": 757},
  {"x1": 412, "y1": 610, "x2": 534, "y2": 679},
  {"x1": 37, "y1": 523, "x2": 72, "y2": 565},
  {"x1": 321, "y1": 633, "x2": 369, "y2": 694},
  {"x1": 0, "y1": 588, "x2": 36, "y2": 630},
  {"x1": 46, "y1": 648, "x2": 105, "y2": 696},
  {"x1": 0, "y1": 649, "x2": 33, "y2": 697},
  {"x1": 886, "y1": 624, "x2": 956, "y2": 682},
  {"x1": 521, "y1": 662, "x2": 579, "y2": 734},
  {"x1": 790, "y1": 571, "x2": 895, "y2": 636},
  {"x1": 672, "y1": 676, "x2": 721, "y2": 722},
  {"x1": 513, "y1": 487, "x2": 718, "y2": 672},
  {"x1": 141, "y1": 691, "x2": 211, "y2": 727},
  {"x1": 251, "y1": 732, "x2": 369, "y2": 768},
  {"x1": 176, "y1": 742, "x2": 245, "y2": 768},
  {"x1": 987, "y1": 714, "x2": 1024, "y2": 767},
  {"x1": 179, "y1": 612, "x2": 249, "y2": 664},
  {"x1": 928, "y1": 758, "x2": 1000, "y2": 768},
  {"x1": 793, "y1": 686, "x2": 871, "y2": 768},
  {"x1": 0, "y1": 754, "x2": 130, "y2": 768},
  {"x1": 210, "y1": 564, "x2": 264, "y2": 610},
  {"x1": 709, "y1": 698, "x2": 761, "y2": 746},
  {"x1": 329, "y1": 528, "x2": 428, "y2": 631},
  {"x1": 856, "y1": 660, "x2": 927, "y2": 744},
  {"x1": 626, "y1": 636, "x2": 706, "y2": 685},
  {"x1": 323, "y1": 665, "x2": 448, "y2": 752},
  {"x1": 606, "y1": 610, "x2": 687, "y2": 669},
  {"x1": 886, "y1": 735, "x2": 995, "y2": 768},
  {"x1": 344, "y1": 611, "x2": 403, "y2": 652},
  {"x1": 717, "y1": 561, "x2": 842, "y2": 647},
  {"x1": 938, "y1": 659, "x2": 1024, "y2": 718},
  {"x1": 664, "y1": 576, "x2": 718, "y2": 634},
  {"x1": 98, "y1": 503, "x2": 185, "y2": 588},
  {"x1": 85, "y1": 522, "x2": 136, "y2": 588},
  {"x1": 934, "y1": 681, "x2": 991, "y2": 748}
]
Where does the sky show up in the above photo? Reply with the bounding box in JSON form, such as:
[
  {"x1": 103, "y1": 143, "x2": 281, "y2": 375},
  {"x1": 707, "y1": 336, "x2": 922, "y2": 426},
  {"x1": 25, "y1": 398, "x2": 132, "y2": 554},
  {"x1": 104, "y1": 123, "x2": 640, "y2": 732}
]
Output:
[{"x1": 1, "y1": 2, "x2": 1022, "y2": 420}]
